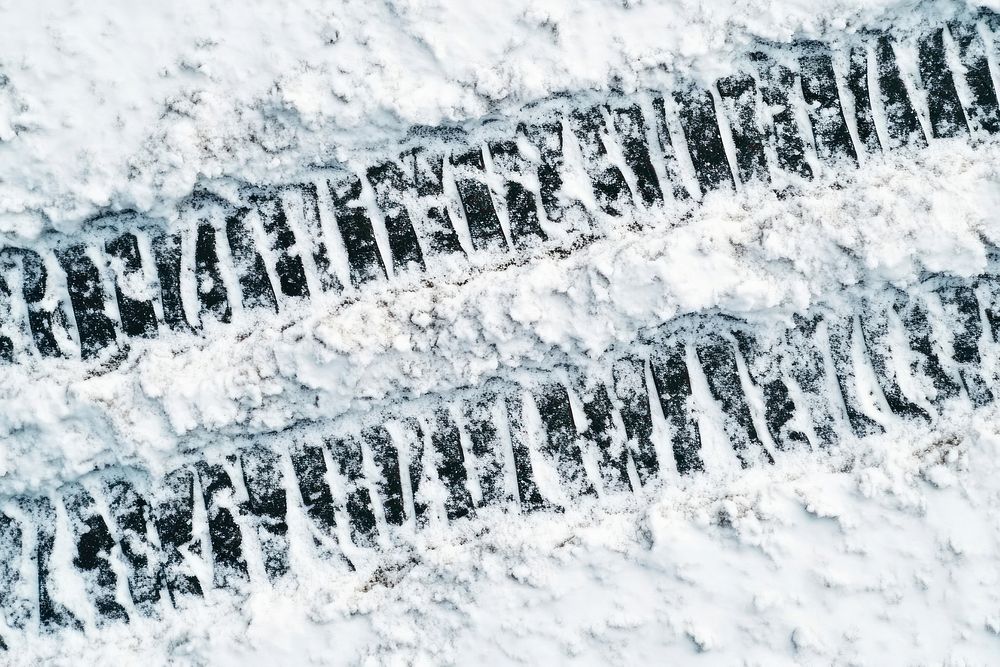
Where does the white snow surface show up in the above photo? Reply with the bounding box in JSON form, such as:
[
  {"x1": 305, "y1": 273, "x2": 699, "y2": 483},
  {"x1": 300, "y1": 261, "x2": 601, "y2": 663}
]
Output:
[
  {"x1": 3, "y1": 0, "x2": 1000, "y2": 662},
  {"x1": 12, "y1": 414, "x2": 1000, "y2": 665},
  {"x1": 0, "y1": 0, "x2": 985, "y2": 236}
]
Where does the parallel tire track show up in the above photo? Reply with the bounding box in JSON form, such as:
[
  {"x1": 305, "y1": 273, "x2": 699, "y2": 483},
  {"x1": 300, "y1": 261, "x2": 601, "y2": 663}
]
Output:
[{"x1": 1, "y1": 11, "x2": 1000, "y2": 645}]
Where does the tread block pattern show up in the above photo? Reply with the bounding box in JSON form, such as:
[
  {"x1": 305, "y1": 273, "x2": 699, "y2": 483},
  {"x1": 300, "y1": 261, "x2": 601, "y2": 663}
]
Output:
[
  {"x1": 523, "y1": 121, "x2": 567, "y2": 222},
  {"x1": 194, "y1": 222, "x2": 233, "y2": 325},
  {"x1": 876, "y1": 35, "x2": 928, "y2": 148},
  {"x1": 58, "y1": 244, "x2": 119, "y2": 360},
  {"x1": 785, "y1": 316, "x2": 838, "y2": 446},
  {"x1": 20, "y1": 249, "x2": 70, "y2": 357},
  {"x1": 398, "y1": 419, "x2": 428, "y2": 525},
  {"x1": 25, "y1": 497, "x2": 83, "y2": 632},
  {"x1": 918, "y1": 29, "x2": 968, "y2": 138},
  {"x1": 716, "y1": 73, "x2": 770, "y2": 185},
  {"x1": 400, "y1": 148, "x2": 464, "y2": 255},
  {"x1": 0, "y1": 514, "x2": 29, "y2": 631},
  {"x1": 534, "y1": 383, "x2": 596, "y2": 498},
  {"x1": 429, "y1": 409, "x2": 475, "y2": 521},
  {"x1": 609, "y1": 103, "x2": 664, "y2": 207},
  {"x1": 289, "y1": 443, "x2": 341, "y2": 543},
  {"x1": 650, "y1": 95, "x2": 692, "y2": 200},
  {"x1": 464, "y1": 392, "x2": 510, "y2": 506},
  {"x1": 979, "y1": 267, "x2": 1000, "y2": 342},
  {"x1": 753, "y1": 54, "x2": 814, "y2": 179},
  {"x1": 894, "y1": 290, "x2": 962, "y2": 405},
  {"x1": 255, "y1": 195, "x2": 311, "y2": 298},
  {"x1": 799, "y1": 44, "x2": 858, "y2": 165},
  {"x1": 152, "y1": 469, "x2": 203, "y2": 604},
  {"x1": 151, "y1": 233, "x2": 191, "y2": 330},
  {"x1": 649, "y1": 342, "x2": 704, "y2": 474},
  {"x1": 937, "y1": 282, "x2": 993, "y2": 405},
  {"x1": 574, "y1": 377, "x2": 631, "y2": 492},
  {"x1": 226, "y1": 208, "x2": 278, "y2": 313},
  {"x1": 62, "y1": 484, "x2": 129, "y2": 624},
  {"x1": 611, "y1": 356, "x2": 659, "y2": 485},
  {"x1": 674, "y1": 82, "x2": 735, "y2": 194},
  {"x1": 196, "y1": 463, "x2": 249, "y2": 589},
  {"x1": 364, "y1": 427, "x2": 405, "y2": 527},
  {"x1": 697, "y1": 335, "x2": 774, "y2": 466},
  {"x1": 848, "y1": 45, "x2": 883, "y2": 153},
  {"x1": 105, "y1": 478, "x2": 160, "y2": 615},
  {"x1": 489, "y1": 139, "x2": 547, "y2": 250},
  {"x1": 827, "y1": 317, "x2": 884, "y2": 437},
  {"x1": 105, "y1": 234, "x2": 157, "y2": 338},
  {"x1": 506, "y1": 392, "x2": 549, "y2": 511},
  {"x1": 858, "y1": 303, "x2": 931, "y2": 421},
  {"x1": 296, "y1": 183, "x2": 342, "y2": 292},
  {"x1": 0, "y1": 271, "x2": 13, "y2": 362},
  {"x1": 240, "y1": 447, "x2": 290, "y2": 579},
  {"x1": 366, "y1": 162, "x2": 427, "y2": 272},
  {"x1": 451, "y1": 147, "x2": 507, "y2": 252},
  {"x1": 950, "y1": 20, "x2": 1000, "y2": 134},
  {"x1": 569, "y1": 105, "x2": 632, "y2": 215},
  {"x1": 328, "y1": 176, "x2": 387, "y2": 286},
  {"x1": 734, "y1": 330, "x2": 809, "y2": 450},
  {"x1": 329, "y1": 438, "x2": 378, "y2": 547}
]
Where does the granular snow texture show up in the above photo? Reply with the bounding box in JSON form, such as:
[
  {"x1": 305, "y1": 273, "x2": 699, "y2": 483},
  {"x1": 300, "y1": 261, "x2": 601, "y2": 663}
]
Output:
[{"x1": 1, "y1": 0, "x2": 999, "y2": 663}]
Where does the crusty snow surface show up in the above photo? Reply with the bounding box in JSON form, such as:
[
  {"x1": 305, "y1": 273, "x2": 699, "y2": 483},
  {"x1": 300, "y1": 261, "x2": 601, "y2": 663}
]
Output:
[{"x1": 3, "y1": 0, "x2": 1000, "y2": 663}]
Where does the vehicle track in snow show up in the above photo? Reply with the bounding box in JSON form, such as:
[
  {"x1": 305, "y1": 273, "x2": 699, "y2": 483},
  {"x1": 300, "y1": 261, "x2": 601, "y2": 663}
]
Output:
[
  {"x1": 1, "y1": 9, "x2": 1000, "y2": 647},
  {"x1": 5, "y1": 12, "x2": 999, "y2": 365}
]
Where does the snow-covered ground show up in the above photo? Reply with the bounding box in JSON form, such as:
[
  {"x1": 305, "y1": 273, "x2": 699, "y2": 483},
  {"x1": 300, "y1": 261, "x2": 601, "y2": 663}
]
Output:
[
  {"x1": 0, "y1": 0, "x2": 976, "y2": 236},
  {"x1": 12, "y1": 409, "x2": 1000, "y2": 665},
  {"x1": 3, "y1": 0, "x2": 1000, "y2": 662},
  {"x1": 2, "y1": 139, "x2": 997, "y2": 495}
]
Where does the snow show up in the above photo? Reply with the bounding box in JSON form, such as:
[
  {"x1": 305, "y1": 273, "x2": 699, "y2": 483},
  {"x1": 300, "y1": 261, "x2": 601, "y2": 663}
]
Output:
[
  {"x1": 0, "y1": 0, "x2": 979, "y2": 236},
  {"x1": 1, "y1": 0, "x2": 1000, "y2": 662},
  {"x1": 8, "y1": 411, "x2": 1000, "y2": 665},
  {"x1": 2, "y1": 139, "x2": 997, "y2": 496}
]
